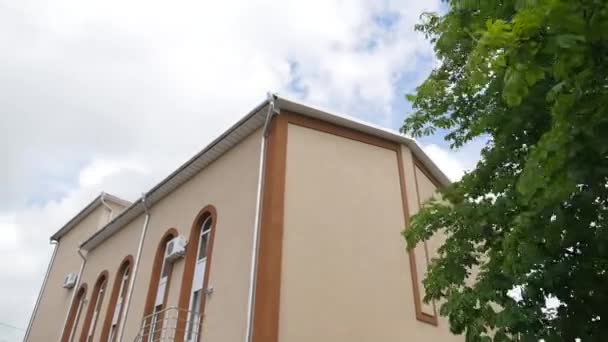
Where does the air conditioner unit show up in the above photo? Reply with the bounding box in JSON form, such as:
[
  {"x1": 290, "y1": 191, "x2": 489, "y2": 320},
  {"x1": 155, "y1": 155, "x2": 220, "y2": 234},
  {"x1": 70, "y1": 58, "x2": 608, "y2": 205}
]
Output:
[
  {"x1": 165, "y1": 236, "x2": 187, "y2": 262},
  {"x1": 62, "y1": 273, "x2": 78, "y2": 289}
]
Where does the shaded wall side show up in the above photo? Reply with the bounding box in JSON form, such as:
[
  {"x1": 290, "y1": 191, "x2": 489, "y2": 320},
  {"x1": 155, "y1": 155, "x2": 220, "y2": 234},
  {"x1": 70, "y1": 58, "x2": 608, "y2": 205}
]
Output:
[
  {"x1": 27, "y1": 206, "x2": 107, "y2": 342},
  {"x1": 413, "y1": 162, "x2": 449, "y2": 289},
  {"x1": 400, "y1": 146, "x2": 437, "y2": 321},
  {"x1": 403, "y1": 146, "x2": 460, "y2": 338}
]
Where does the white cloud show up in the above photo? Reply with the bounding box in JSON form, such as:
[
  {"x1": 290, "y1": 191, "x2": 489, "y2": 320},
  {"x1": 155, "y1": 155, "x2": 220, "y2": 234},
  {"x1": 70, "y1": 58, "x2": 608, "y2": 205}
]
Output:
[
  {"x1": 422, "y1": 141, "x2": 484, "y2": 181},
  {"x1": 79, "y1": 159, "x2": 147, "y2": 187},
  {"x1": 0, "y1": 0, "x2": 446, "y2": 336},
  {"x1": 0, "y1": 215, "x2": 18, "y2": 249}
]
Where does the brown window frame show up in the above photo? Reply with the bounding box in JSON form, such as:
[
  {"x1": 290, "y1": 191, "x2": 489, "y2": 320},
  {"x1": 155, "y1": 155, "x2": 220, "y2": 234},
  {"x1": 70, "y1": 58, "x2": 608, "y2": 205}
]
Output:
[
  {"x1": 61, "y1": 283, "x2": 88, "y2": 342},
  {"x1": 79, "y1": 271, "x2": 109, "y2": 342},
  {"x1": 99, "y1": 255, "x2": 134, "y2": 342},
  {"x1": 141, "y1": 228, "x2": 178, "y2": 340},
  {"x1": 175, "y1": 205, "x2": 218, "y2": 342}
]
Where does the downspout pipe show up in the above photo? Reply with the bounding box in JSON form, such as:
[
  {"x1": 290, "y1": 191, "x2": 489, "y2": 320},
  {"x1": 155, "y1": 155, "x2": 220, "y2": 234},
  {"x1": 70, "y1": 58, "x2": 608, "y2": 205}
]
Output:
[
  {"x1": 59, "y1": 246, "x2": 87, "y2": 340},
  {"x1": 24, "y1": 239, "x2": 59, "y2": 341},
  {"x1": 116, "y1": 193, "x2": 151, "y2": 342},
  {"x1": 99, "y1": 192, "x2": 114, "y2": 222},
  {"x1": 244, "y1": 92, "x2": 280, "y2": 342}
]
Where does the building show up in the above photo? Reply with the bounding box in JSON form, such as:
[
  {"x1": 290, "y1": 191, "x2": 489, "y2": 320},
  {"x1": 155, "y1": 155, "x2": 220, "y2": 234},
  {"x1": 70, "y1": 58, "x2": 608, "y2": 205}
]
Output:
[{"x1": 24, "y1": 94, "x2": 461, "y2": 342}]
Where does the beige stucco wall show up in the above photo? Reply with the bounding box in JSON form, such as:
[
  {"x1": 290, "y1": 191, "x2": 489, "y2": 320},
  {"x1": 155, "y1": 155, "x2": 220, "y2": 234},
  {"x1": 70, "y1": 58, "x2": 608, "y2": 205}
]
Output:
[
  {"x1": 29, "y1": 128, "x2": 261, "y2": 342},
  {"x1": 279, "y1": 124, "x2": 462, "y2": 342},
  {"x1": 72, "y1": 214, "x2": 144, "y2": 341},
  {"x1": 121, "y1": 129, "x2": 262, "y2": 341},
  {"x1": 27, "y1": 205, "x2": 109, "y2": 342},
  {"x1": 96, "y1": 200, "x2": 128, "y2": 228}
]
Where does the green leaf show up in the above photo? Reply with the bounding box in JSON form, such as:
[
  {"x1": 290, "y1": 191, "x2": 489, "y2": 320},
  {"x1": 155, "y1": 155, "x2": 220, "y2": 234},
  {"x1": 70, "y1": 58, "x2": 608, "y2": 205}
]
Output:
[
  {"x1": 401, "y1": 0, "x2": 608, "y2": 339},
  {"x1": 555, "y1": 34, "x2": 585, "y2": 49}
]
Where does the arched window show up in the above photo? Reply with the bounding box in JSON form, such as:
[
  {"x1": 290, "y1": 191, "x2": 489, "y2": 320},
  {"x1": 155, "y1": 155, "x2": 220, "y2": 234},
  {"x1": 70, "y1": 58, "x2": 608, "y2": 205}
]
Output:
[
  {"x1": 142, "y1": 228, "x2": 178, "y2": 341},
  {"x1": 100, "y1": 256, "x2": 134, "y2": 342},
  {"x1": 61, "y1": 283, "x2": 87, "y2": 342},
  {"x1": 177, "y1": 206, "x2": 217, "y2": 342},
  {"x1": 80, "y1": 271, "x2": 108, "y2": 342}
]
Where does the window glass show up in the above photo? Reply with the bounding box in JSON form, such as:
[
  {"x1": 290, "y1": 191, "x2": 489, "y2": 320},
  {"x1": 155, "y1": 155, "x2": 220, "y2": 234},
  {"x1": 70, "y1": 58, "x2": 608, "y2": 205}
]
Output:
[
  {"x1": 186, "y1": 290, "x2": 202, "y2": 341},
  {"x1": 69, "y1": 292, "x2": 86, "y2": 342},
  {"x1": 87, "y1": 280, "x2": 106, "y2": 341},
  {"x1": 109, "y1": 265, "x2": 131, "y2": 342},
  {"x1": 119, "y1": 266, "x2": 130, "y2": 297},
  {"x1": 148, "y1": 304, "x2": 163, "y2": 342},
  {"x1": 197, "y1": 217, "x2": 212, "y2": 261},
  {"x1": 160, "y1": 245, "x2": 170, "y2": 278}
]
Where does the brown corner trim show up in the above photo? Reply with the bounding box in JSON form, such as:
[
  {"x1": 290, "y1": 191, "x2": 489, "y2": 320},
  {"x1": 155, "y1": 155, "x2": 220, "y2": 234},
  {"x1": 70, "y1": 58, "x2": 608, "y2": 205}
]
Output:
[
  {"x1": 251, "y1": 114, "x2": 288, "y2": 342},
  {"x1": 99, "y1": 255, "x2": 134, "y2": 342},
  {"x1": 251, "y1": 112, "x2": 442, "y2": 340},
  {"x1": 175, "y1": 205, "x2": 218, "y2": 342},
  {"x1": 79, "y1": 270, "x2": 109, "y2": 342},
  {"x1": 410, "y1": 155, "x2": 439, "y2": 325},
  {"x1": 61, "y1": 283, "x2": 88, "y2": 342}
]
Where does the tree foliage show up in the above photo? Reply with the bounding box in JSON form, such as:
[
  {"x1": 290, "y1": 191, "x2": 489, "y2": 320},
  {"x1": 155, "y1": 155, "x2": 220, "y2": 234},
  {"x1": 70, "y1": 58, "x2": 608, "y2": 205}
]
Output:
[{"x1": 402, "y1": 1, "x2": 608, "y2": 341}]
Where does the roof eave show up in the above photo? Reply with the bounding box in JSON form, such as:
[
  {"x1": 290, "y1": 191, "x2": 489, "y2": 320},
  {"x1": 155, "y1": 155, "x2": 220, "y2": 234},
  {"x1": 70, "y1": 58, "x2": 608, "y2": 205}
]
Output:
[
  {"x1": 79, "y1": 94, "x2": 453, "y2": 251},
  {"x1": 274, "y1": 95, "x2": 452, "y2": 187},
  {"x1": 80, "y1": 99, "x2": 271, "y2": 251},
  {"x1": 50, "y1": 193, "x2": 132, "y2": 242}
]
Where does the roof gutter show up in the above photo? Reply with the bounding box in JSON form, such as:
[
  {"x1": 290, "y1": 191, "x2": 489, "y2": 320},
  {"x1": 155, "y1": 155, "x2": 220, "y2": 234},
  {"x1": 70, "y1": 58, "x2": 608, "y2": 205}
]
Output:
[
  {"x1": 244, "y1": 93, "x2": 279, "y2": 342},
  {"x1": 77, "y1": 94, "x2": 450, "y2": 255},
  {"x1": 80, "y1": 99, "x2": 270, "y2": 252},
  {"x1": 50, "y1": 193, "x2": 131, "y2": 242},
  {"x1": 116, "y1": 193, "x2": 151, "y2": 342},
  {"x1": 262, "y1": 93, "x2": 280, "y2": 137},
  {"x1": 99, "y1": 192, "x2": 115, "y2": 222}
]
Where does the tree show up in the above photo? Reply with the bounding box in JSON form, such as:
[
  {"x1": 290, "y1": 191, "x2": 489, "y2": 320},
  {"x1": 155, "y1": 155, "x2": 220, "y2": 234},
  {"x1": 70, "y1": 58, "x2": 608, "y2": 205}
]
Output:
[{"x1": 402, "y1": 1, "x2": 608, "y2": 341}]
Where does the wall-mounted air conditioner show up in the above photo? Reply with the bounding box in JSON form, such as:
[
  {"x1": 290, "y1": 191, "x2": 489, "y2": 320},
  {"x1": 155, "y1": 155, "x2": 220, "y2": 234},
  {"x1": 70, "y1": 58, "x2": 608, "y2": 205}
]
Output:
[
  {"x1": 62, "y1": 272, "x2": 78, "y2": 289},
  {"x1": 165, "y1": 236, "x2": 187, "y2": 262}
]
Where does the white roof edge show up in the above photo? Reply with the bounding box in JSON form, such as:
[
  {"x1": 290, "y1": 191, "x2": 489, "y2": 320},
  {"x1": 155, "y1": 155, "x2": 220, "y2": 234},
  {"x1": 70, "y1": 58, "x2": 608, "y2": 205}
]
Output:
[
  {"x1": 101, "y1": 191, "x2": 132, "y2": 208},
  {"x1": 50, "y1": 192, "x2": 131, "y2": 242},
  {"x1": 274, "y1": 94, "x2": 452, "y2": 187},
  {"x1": 80, "y1": 99, "x2": 270, "y2": 251},
  {"x1": 79, "y1": 93, "x2": 452, "y2": 251}
]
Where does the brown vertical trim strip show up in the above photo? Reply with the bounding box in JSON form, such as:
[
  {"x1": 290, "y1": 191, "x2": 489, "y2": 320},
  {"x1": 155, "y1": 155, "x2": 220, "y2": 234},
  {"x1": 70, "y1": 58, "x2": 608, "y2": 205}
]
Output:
[
  {"x1": 61, "y1": 284, "x2": 88, "y2": 342},
  {"x1": 79, "y1": 270, "x2": 109, "y2": 342},
  {"x1": 251, "y1": 114, "x2": 288, "y2": 342},
  {"x1": 175, "y1": 205, "x2": 218, "y2": 342},
  {"x1": 99, "y1": 255, "x2": 134, "y2": 342},
  {"x1": 397, "y1": 148, "x2": 437, "y2": 325},
  {"x1": 410, "y1": 158, "x2": 439, "y2": 325},
  {"x1": 141, "y1": 228, "x2": 179, "y2": 339}
]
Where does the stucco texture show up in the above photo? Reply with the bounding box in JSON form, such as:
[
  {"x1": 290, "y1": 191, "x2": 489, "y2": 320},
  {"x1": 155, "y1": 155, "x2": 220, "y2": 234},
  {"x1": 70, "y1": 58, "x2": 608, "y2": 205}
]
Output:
[
  {"x1": 121, "y1": 129, "x2": 262, "y2": 342},
  {"x1": 27, "y1": 205, "x2": 109, "y2": 342},
  {"x1": 279, "y1": 124, "x2": 462, "y2": 342}
]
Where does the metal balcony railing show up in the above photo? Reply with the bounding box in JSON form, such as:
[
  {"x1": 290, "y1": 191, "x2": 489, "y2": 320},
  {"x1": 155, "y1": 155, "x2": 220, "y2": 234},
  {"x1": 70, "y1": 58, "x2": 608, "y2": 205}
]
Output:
[{"x1": 135, "y1": 306, "x2": 201, "y2": 342}]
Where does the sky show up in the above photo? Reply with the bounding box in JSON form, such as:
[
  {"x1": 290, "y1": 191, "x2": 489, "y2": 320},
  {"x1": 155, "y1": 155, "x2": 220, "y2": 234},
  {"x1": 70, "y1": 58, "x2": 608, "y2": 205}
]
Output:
[{"x1": 0, "y1": 0, "x2": 483, "y2": 340}]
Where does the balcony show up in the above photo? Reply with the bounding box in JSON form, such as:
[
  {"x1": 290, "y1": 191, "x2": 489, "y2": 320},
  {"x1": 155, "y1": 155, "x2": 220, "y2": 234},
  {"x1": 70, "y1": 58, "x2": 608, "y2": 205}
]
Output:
[{"x1": 135, "y1": 307, "x2": 200, "y2": 342}]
